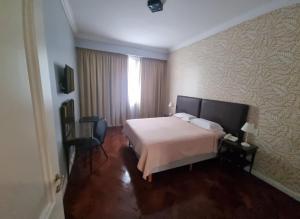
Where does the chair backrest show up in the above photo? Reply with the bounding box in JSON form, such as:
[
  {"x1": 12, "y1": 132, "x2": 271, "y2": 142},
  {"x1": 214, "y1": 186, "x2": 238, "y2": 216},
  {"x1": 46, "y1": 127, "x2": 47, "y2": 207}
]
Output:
[{"x1": 93, "y1": 119, "x2": 108, "y2": 144}]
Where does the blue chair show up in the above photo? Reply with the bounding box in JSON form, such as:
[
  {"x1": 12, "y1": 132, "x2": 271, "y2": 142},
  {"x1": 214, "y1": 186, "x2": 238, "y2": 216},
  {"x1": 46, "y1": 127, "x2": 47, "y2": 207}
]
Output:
[
  {"x1": 93, "y1": 119, "x2": 108, "y2": 159},
  {"x1": 80, "y1": 116, "x2": 108, "y2": 158}
]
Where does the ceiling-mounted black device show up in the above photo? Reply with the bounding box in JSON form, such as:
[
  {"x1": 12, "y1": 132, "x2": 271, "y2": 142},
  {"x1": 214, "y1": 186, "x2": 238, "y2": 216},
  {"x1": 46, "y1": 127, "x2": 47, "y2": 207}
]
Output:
[{"x1": 148, "y1": 0, "x2": 163, "y2": 13}]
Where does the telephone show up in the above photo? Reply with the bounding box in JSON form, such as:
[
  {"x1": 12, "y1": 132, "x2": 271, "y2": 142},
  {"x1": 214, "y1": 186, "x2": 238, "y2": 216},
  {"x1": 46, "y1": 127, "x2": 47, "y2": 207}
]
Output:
[{"x1": 224, "y1": 133, "x2": 238, "y2": 142}]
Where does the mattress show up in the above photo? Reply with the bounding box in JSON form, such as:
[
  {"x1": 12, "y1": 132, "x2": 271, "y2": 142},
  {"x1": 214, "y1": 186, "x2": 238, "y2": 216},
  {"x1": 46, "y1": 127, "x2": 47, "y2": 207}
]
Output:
[{"x1": 123, "y1": 116, "x2": 220, "y2": 179}]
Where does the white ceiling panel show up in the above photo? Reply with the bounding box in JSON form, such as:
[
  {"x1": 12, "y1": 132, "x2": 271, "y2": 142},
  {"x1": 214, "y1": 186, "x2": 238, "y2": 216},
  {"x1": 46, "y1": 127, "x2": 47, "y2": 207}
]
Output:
[{"x1": 65, "y1": 0, "x2": 297, "y2": 51}]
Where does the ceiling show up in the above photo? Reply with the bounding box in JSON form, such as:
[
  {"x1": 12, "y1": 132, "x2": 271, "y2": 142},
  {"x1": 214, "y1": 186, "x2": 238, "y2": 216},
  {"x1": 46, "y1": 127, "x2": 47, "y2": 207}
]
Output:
[{"x1": 65, "y1": 0, "x2": 294, "y2": 51}]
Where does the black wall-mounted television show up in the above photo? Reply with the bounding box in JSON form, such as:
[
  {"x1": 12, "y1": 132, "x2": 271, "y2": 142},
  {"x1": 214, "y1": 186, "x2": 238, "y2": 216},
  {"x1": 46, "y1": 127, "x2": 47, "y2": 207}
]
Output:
[{"x1": 61, "y1": 65, "x2": 74, "y2": 94}]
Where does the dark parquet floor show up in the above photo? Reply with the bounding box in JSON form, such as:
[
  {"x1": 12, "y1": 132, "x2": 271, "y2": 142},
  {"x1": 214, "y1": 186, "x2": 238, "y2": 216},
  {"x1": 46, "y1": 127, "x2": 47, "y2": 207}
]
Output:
[{"x1": 64, "y1": 127, "x2": 300, "y2": 219}]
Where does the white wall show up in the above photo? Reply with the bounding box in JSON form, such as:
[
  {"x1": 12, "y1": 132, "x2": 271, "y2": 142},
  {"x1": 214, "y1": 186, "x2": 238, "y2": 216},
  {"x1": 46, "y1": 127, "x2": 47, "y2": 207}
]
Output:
[
  {"x1": 42, "y1": 0, "x2": 79, "y2": 176},
  {"x1": 76, "y1": 38, "x2": 169, "y2": 60}
]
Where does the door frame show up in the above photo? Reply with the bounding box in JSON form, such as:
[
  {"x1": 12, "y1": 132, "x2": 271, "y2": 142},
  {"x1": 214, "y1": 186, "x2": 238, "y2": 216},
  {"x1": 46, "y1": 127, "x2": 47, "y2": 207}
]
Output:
[{"x1": 23, "y1": 0, "x2": 62, "y2": 218}]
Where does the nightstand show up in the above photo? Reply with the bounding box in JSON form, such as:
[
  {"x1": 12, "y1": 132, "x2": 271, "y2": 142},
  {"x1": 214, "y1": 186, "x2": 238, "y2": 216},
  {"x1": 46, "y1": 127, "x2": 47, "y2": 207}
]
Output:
[{"x1": 218, "y1": 139, "x2": 258, "y2": 173}]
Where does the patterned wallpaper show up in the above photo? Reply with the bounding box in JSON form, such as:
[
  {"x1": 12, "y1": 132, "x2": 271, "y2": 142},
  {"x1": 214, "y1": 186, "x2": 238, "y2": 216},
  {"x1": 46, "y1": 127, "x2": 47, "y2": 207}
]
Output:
[{"x1": 167, "y1": 4, "x2": 300, "y2": 194}]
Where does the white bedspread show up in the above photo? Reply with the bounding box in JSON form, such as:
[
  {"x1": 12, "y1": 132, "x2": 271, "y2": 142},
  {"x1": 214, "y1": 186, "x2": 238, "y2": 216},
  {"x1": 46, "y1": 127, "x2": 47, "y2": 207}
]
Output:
[{"x1": 123, "y1": 117, "x2": 220, "y2": 179}]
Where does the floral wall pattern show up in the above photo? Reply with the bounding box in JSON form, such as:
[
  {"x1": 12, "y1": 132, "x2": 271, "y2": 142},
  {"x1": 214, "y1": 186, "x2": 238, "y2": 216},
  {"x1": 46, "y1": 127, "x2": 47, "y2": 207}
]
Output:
[{"x1": 167, "y1": 4, "x2": 300, "y2": 194}]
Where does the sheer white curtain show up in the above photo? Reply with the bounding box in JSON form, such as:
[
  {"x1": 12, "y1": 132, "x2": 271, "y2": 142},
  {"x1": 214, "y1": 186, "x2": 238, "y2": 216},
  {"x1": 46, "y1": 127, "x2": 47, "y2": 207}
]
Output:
[{"x1": 127, "y1": 56, "x2": 141, "y2": 118}]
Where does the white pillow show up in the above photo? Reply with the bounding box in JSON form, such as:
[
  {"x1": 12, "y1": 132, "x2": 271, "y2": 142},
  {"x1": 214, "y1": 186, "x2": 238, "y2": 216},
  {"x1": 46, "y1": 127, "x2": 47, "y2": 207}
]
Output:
[
  {"x1": 173, "y1": 113, "x2": 196, "y2": 121},
  {"x1": 191, "y1": 118, "x2": 224, "y2": 132}
]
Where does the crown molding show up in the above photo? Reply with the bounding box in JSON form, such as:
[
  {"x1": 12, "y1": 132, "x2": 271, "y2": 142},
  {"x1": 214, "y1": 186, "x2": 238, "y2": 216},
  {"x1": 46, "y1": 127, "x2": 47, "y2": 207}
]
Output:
[
  {"x1": 76, "y1": 33, "x2": 169, "y2": 53},
  {"x1": 61, "y1": 0, "x2": 77, "y2": 33},
  {"x1": 171, "y1": 0, "x2": 300, "y2": 51},
  {"x1": 75, "y1": 36, "x2": 169, "y2": 60}
]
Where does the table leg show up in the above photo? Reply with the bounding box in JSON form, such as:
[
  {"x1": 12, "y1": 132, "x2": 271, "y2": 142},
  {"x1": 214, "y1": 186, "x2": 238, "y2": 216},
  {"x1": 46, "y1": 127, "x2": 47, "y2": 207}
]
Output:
[
  {"x1": 89, "y1": 149, "x2": 93, "y2": 174},
  {"x1": 249, "y1": 151, "x2": 257, "y2": 174}
]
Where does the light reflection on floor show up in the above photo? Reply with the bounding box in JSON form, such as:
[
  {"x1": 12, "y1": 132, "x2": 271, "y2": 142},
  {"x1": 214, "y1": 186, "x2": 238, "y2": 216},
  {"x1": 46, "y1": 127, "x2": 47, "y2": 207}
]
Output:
[{"x1": 122, "y1": 169, "x2": 131, "y2": 184}]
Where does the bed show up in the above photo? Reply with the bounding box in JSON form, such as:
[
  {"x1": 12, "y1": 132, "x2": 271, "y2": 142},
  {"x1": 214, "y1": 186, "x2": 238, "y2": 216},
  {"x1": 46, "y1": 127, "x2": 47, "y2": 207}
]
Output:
[{"x1": 123, "y1": 96, "x2": 249, "y2": 181}]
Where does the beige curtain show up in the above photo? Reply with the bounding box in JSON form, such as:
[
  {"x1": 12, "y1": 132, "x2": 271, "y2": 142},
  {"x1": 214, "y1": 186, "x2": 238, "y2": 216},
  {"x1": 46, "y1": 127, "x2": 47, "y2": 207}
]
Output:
[
  {"x1": 77, "y1": 48, "x2": 128, "y2": 126},
  {"x1": 140, "y1": 58, "x2": 167, "y2": 118}
]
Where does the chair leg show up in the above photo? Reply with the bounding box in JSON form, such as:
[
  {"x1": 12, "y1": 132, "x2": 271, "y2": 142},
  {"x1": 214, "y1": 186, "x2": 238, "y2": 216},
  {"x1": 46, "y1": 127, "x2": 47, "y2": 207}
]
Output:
[
  {"x1": 83, "y1": 151, "x2": 88, "y2": 167},
  {"x1": 89, "y1": 149, "x2": 93, "y2": 174},
  {"x1": 100, "y1": 144, "x2": 108, "y2": 159}
]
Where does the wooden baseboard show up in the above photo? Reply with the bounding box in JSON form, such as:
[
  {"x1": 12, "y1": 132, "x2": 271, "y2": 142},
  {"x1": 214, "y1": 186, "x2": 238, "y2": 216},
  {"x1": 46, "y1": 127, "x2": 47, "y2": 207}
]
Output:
[{"x1": 252, "y1": 169, "x2": 300, "y2": 202}]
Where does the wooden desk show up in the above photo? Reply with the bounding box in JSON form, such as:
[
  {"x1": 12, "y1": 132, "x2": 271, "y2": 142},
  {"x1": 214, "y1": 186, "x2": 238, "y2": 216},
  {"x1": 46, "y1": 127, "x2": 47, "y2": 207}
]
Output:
[{"x1": 65, "y1": 122, "x2": 94, "y2": 142}]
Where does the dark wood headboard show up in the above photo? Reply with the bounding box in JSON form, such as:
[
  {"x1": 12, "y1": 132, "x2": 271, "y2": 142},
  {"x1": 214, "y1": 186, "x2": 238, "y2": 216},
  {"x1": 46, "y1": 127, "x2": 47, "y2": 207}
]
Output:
[
  {"x1": 200, "y1": 99, "x2": 249, "y2": 140},
  {"x1": 175, "y1": 95, "x2": 249, "y2": 140},
  {"x1": 175, "y1": 95, "x2": 201, "y2": 117}
]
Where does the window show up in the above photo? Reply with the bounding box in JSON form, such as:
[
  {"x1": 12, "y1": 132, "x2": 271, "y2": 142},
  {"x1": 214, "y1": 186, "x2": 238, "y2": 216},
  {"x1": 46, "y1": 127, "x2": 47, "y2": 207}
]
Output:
[{"x1": 127, "y1": 56, "x2": 141, "y2": 107}]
